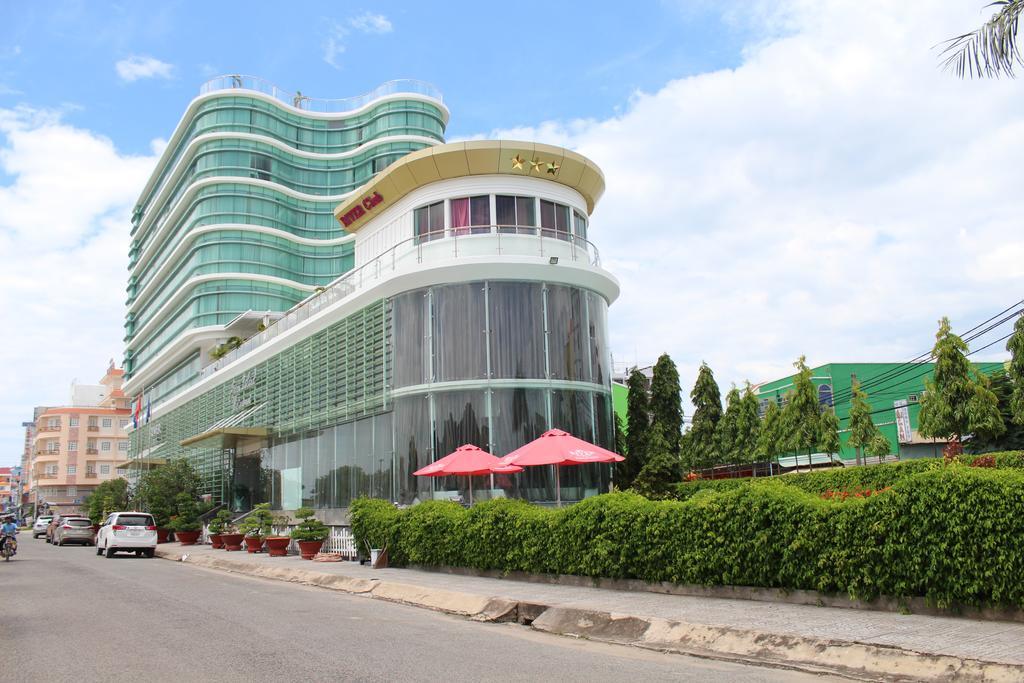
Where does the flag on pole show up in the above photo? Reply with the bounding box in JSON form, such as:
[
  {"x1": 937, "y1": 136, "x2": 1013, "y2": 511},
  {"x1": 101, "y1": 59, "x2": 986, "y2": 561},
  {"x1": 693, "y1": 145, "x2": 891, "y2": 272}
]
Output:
[
  {"x1": 145, "y1": 397, "x2": 151, "y2": 425},
  {"x1": 133, "y1": 395, "x2": 142, "y2": 428}
]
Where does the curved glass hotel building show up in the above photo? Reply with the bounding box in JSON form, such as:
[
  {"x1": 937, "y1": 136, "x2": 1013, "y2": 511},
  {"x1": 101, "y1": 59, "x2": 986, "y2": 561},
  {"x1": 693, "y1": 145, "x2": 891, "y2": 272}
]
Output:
[{"x1": 124, "y1": 76, "x2": 618, "y2": 512}]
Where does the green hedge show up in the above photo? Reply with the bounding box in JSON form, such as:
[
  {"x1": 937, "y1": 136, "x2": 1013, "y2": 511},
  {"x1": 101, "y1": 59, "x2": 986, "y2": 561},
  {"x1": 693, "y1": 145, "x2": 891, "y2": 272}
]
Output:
[
  {"x1": 674, "y1": 452, "x2": 1024, "y2": 500},
  {"x1": 352, "y1": 465, "x2": 1024, "y2": 609}
]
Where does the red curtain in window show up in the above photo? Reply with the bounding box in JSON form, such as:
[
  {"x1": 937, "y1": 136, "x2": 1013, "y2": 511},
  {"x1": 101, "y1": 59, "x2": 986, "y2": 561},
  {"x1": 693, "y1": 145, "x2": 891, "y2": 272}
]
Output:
[{"x1": 451, "y1": 198, "x2": 470, "y2": 236}]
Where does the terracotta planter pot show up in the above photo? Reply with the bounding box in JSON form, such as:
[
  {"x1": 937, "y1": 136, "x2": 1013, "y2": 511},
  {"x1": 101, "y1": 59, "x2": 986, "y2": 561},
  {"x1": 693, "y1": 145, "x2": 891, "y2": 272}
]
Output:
[
  {"x1": 176, "y1": 530, "x2": 201, "y2": 546},
  {"x1": 209, "y1": 533, "x2": 224, "y2": 549},
  {"x1": 297, "y1": 539, "x2": 324, "y2": 560},
  {"x1": 265, "y1": 536, "x2": 290, "y2": 557},
  {"x1": 244, "y1": 536, "x2": 265, "y2": 553},
  {"x1": 156, "y1": 528, "x2": 172, "y2": 544},
  {"x1": 220, "y1": 533, "x2": 244, "y2": 551}
]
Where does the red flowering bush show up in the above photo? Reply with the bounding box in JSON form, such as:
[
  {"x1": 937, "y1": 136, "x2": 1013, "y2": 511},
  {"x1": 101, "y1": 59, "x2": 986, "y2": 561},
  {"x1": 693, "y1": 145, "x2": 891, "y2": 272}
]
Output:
[{"x1": 970, "y1": 455, "x2": 996, "y2": 468}]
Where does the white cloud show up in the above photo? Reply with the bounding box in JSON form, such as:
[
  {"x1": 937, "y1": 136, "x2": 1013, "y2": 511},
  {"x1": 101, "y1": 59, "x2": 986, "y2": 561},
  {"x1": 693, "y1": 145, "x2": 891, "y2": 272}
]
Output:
[
  {"x1": 0, "y1": 108, "x2": 159, "y2": 465},
  {"x1": 349, "y1": 12, "x2": 392, "y2": 34},
  {"x1": 322, "y1": 12, "x2": 393, "y2": 69},
  {"x1": 478, "y1": 1, "x2": 1024, "y2": 405},
  {"x1": 115, "y1": 55, "x2": 174, "y2": 82}
]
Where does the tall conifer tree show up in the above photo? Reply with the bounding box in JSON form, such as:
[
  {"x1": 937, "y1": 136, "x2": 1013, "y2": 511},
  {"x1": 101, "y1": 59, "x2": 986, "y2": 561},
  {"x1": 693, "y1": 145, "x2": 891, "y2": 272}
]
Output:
[
  {"x1": 782, "y1": 356, "x2": 821, "y2": 471},
  {"x1": 649, "y1": 353, "x2": 683, "y2": 455},
  {"x1": 755, "y1": 400, "x2": 783, "y2": 466},
  {"x1": 715, "y1": 385, "x2": 742, "y2": 466},
  {"x1": 735, "y1": 383, "x2": 761, "y2": 464},
  {"x1": 621, "y1": 368, "x2": 651, "y2": 489},
  {"x1": 687, "y1": 362, "x2": 722, "y2": 470},
  {"x1": 1007, "y1": 313, "x2": 1024, "y2": 426},
  {"x1": 919, "y1": 317, "x2": 1004, "y2": 447},
  {"x1": 847, "y1": 380, "x2": 881, "y2": 467},
  {"x1": 818, "y1": 409, "x2": 841, "y2": 464}
]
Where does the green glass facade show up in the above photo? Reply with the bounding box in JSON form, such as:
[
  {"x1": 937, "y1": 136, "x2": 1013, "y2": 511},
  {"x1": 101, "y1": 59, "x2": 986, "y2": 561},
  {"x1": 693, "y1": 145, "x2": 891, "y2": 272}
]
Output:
[{"x1": 123, "y1": 87, "x2": 447, "y2": 393}]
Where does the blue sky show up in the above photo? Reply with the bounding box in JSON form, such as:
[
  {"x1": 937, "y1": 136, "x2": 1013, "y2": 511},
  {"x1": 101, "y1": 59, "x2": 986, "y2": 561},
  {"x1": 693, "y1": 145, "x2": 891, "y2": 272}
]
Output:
[
  {"x1": 0, "y1": 1, "x2": 750, "y2": 154},
  {"x1": 1, "y1": 1, "x2": 1023, "y2": 467}
]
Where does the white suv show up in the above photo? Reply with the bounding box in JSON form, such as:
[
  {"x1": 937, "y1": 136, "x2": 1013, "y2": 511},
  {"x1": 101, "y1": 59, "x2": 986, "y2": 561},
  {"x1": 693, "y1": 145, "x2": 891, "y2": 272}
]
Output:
[
  {"x1": 95, "y1": 512, "x2": 158, "y2": 558},
  {"x1": 32, "y1": 516, "x2": 54, "y2": 539}
]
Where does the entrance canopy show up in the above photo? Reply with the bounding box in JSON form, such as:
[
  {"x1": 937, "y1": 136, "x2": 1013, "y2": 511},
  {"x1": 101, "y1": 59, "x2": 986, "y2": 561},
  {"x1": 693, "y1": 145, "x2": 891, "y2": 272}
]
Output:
[{"x1": 179, "y1": 403, "x2": 267, "y2": 448}]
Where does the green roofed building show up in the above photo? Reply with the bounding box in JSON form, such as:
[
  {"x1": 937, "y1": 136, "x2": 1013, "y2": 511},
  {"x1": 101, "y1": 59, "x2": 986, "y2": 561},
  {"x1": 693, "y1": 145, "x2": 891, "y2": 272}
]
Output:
[{"x1": 754, "y1": 361, "x2": 1005, "y2": 462}]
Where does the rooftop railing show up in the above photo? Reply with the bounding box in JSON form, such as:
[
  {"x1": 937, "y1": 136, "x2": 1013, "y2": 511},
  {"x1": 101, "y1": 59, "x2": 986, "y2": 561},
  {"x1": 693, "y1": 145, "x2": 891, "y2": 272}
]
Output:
[
  {"x1": 198, "y1": 228, "x2": 603, "y2": 380},
  {"x1": 198, "y1": 75, "x2": 444, "y2": 113}
]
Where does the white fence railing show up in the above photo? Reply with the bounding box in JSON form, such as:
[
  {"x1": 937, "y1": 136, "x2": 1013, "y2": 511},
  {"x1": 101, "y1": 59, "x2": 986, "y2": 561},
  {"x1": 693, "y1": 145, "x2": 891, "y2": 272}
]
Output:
[{"x1": 199, "y1": 75, "x2": 444, "y2": 112}]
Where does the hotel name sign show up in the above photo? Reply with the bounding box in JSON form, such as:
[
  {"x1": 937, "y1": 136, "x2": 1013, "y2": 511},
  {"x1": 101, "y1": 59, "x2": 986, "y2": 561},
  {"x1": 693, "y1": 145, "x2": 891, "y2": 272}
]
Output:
[{"x1": 339, "y1": 191, "x2": 385, "y2": 228}]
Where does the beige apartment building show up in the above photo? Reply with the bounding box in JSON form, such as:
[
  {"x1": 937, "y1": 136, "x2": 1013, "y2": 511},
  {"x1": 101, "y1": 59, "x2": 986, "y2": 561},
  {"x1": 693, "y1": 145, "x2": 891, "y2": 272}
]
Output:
[{"x1": 30, "y1": 364, "x2": 132, "y2": 516}]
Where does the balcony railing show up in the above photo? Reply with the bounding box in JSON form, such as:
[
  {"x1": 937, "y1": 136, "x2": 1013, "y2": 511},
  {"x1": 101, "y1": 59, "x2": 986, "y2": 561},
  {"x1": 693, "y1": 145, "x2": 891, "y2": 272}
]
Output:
[
  {"x1": 37, "y1": 450, "x2": 59, "y2": 457},
  {"x1": 36, "y1": 473, "x2": 57, "y2": 479},
  {"x1": 86, "y1": 448, "x2": 99, "y2": 455},
  {"x1": 38, "y1": 424, "x2": 61, "y2": 432},
  {"x1": 85, "y1": 472, "x2": 98, "y2": 479},
  {"x1": 198, "y1": 75, "x2": 443, "y2": 113},
  {"x1": 87, "y1": 425, "x2": 99, "y2": 432},
  {"x1": 196, "y1": 229, "x2": 603, "y2": 382}
]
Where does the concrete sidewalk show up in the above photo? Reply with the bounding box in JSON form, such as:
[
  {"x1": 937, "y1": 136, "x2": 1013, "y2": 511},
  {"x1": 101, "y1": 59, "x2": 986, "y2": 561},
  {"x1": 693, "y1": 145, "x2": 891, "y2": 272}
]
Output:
[{"x1": 157, "y1": 543, "x2": 1024, "y2": 681}]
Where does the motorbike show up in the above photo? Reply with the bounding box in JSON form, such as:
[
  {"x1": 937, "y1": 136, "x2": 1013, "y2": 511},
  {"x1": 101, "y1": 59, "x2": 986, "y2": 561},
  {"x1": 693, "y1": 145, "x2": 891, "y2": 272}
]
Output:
[{"x1": 0, "y1": 534, "x2": 16, "y2": 561}]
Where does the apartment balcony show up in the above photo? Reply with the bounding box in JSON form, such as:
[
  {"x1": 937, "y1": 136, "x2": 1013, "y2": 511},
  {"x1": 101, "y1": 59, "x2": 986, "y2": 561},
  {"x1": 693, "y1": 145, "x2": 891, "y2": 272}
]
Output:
[
  {"x1": 85, "y1": 472, "x2": 98, "y2": 479},
  {"x1": 35, "y1": 473, "x2": 57, "y2": 480},
  {"x1": 87, "y1": 425, "x2": 100, "y2": 432},
  {"x1": 38, "y1": 425, "x2": 61, "y2": 433},
  {"x1": 86, "y1": 448, "x2": 99, "y2": 455},
  {"x1": 36, "y1": 450, "x2": 60, "y2": 458}
]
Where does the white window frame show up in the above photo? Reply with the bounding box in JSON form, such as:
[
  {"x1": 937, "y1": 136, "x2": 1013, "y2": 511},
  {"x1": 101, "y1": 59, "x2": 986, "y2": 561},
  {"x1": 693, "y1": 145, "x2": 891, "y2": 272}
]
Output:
[
  {"x1": 101, "y1": 441, "x2": 111, "y2": 451},
  {"x1": 99, "y1": 464, "x2": 111, "y2": 475}
]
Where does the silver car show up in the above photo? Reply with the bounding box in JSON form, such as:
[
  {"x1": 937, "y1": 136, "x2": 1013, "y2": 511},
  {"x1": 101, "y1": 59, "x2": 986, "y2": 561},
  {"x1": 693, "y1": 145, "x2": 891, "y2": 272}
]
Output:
[
  {"x1": 53, "y1": 517, "x2": 95, "y2": 546},
  {"x1": 32, "y1": 516, "x2": 54, "y2": 539}
]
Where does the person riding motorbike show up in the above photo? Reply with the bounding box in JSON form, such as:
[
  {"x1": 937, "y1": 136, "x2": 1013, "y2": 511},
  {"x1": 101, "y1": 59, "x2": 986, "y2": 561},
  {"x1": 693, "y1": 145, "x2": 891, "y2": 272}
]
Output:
[{"x1": 0, "y1": 516, "x2": 17, "y2": 556}]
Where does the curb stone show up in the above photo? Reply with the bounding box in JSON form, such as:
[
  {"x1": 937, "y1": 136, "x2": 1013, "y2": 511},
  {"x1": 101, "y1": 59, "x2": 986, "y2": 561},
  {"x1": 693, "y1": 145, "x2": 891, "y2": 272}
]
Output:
[{"x1": 156, "y1": 548, "x2": 1024, "y2": 682}]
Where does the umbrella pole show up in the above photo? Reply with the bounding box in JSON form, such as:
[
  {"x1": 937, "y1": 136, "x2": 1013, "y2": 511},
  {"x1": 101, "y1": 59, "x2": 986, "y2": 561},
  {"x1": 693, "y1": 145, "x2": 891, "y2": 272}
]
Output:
[
  {"x1": 468, "y1": 476, "x2": 473, "y2": 505},
  {"x1": 555, "y1": 465, "x2": 561, "y2": 508}
]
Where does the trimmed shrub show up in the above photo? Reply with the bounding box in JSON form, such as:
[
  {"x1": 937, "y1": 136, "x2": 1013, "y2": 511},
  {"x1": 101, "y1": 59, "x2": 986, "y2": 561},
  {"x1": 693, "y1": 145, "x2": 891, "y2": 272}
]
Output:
[{"x1": 352, "y1": 466, "x2": 1024, "y2": 609}]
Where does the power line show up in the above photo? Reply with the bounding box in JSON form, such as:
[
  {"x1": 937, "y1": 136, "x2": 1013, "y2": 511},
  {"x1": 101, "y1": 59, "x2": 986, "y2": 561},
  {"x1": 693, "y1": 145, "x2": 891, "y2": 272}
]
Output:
[
  {"x1": 827, "y1": 305, "x2": 1021, "y2": 407},
  {"x1": 827, "y1": 299, "x2": 1022, "y2": 404},
  {"x1": 837, "y1": 332, "x2": 1012, "y2": 423}
]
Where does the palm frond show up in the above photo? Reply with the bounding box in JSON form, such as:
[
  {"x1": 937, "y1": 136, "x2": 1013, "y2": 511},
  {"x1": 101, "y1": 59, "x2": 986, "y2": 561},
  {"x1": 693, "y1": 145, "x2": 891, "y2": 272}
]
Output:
[{"x1": 940, "y1": 0, "x2": 1024, "y2": 78}]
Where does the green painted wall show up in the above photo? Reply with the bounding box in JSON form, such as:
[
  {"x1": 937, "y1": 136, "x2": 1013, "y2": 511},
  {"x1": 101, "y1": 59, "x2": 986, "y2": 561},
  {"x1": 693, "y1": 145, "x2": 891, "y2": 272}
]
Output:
[{"x1": 754, "y1": 361, "x2": 1005, "y2": 461}]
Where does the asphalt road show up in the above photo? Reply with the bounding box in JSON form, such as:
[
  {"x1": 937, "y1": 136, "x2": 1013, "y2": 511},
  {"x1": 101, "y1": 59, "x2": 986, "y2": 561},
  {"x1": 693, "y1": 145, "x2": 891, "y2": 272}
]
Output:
[{"x1": 1, "y1": 537, "x2": 838, "y2": 682}]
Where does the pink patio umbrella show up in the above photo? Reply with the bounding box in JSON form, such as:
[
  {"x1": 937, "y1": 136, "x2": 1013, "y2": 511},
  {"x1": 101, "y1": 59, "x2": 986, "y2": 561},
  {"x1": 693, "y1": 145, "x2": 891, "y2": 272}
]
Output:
[
  {"x1": 497, "y1": 429, "x2": 624, "y2": 507},
  {"x1": 413, "y1": 444, "x2": 522, "y2": 504}
]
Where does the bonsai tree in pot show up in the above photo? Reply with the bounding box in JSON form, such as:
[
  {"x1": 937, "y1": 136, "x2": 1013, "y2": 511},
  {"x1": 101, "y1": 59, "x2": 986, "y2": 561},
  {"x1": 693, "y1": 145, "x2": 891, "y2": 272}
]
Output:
[
  {"x1": 290, "y1": 507, "x2": 330, "y2": 560},
  {"x1": 207, "y1": 509, "x2": 232, "y2": 549},
  {"x1": 265, "y1": 512, "x2": 292, "y2": 557},
  {"x1": 238, "y1": 503, "x2": 273, "y2": 553},
  {"x1": 169, "y1": 493, "x2": 203, "y2": 545},
  {"x1": 220, "y1": 514, "x2": 244, "y2": 551}
]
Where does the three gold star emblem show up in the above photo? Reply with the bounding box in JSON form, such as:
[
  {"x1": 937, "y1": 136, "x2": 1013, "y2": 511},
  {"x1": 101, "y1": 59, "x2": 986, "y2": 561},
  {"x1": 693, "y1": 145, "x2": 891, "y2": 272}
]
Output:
[
  {"x1": 510, "y1": 154, "x2": 525, "y2": 170},
  {"x1": 529, "y1": 158, "x2": 544, "y2": 173}
]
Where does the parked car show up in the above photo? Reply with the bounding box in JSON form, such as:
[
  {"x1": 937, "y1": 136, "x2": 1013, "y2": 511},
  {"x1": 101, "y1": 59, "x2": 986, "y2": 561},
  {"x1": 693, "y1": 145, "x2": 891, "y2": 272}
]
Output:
[
  {"x1": 32, "y1": 516, "x2": 54, "y2": 539},
  {"x1": 45, "y1": 515, "x2": 69, "y2": 543},
  {"x1": 53, "y1": 517, "x2": 95, "y2": 547},
  {"x1": 95, "y1": 512, "x2": 157, "y2": 558}
]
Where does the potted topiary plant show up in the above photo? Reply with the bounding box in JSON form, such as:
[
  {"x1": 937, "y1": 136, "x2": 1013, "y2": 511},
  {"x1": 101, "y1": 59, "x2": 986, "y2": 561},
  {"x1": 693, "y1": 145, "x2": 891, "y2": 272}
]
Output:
[
  {"x1": 207, "y1": 509, "x2": 232, "y2": 549},
  {"x1": 265, "y1": 513, "x2": 292, "y2": 557},
  {"x1": 238, "y1": 503, "x2": 273, "y2": 553},
  {"x1": 290, "y1": 507, "x2": 330, "y2": 560},
  {"x1": 220, "y1": 515, "x2": 244, "y2": 551},
  {"x1": 169, "y1": 492, "x2": 202, "y2": 545}
]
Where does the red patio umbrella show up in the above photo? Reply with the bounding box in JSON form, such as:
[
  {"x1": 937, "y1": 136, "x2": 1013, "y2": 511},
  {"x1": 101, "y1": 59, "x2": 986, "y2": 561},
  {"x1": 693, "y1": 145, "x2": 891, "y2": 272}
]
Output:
[
  {"x1": 413, "y1": 444, "x2": 522, "y2": 504},
  {"x1": 497, "y1": 429, "x2": 624, "y2": 506}
]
